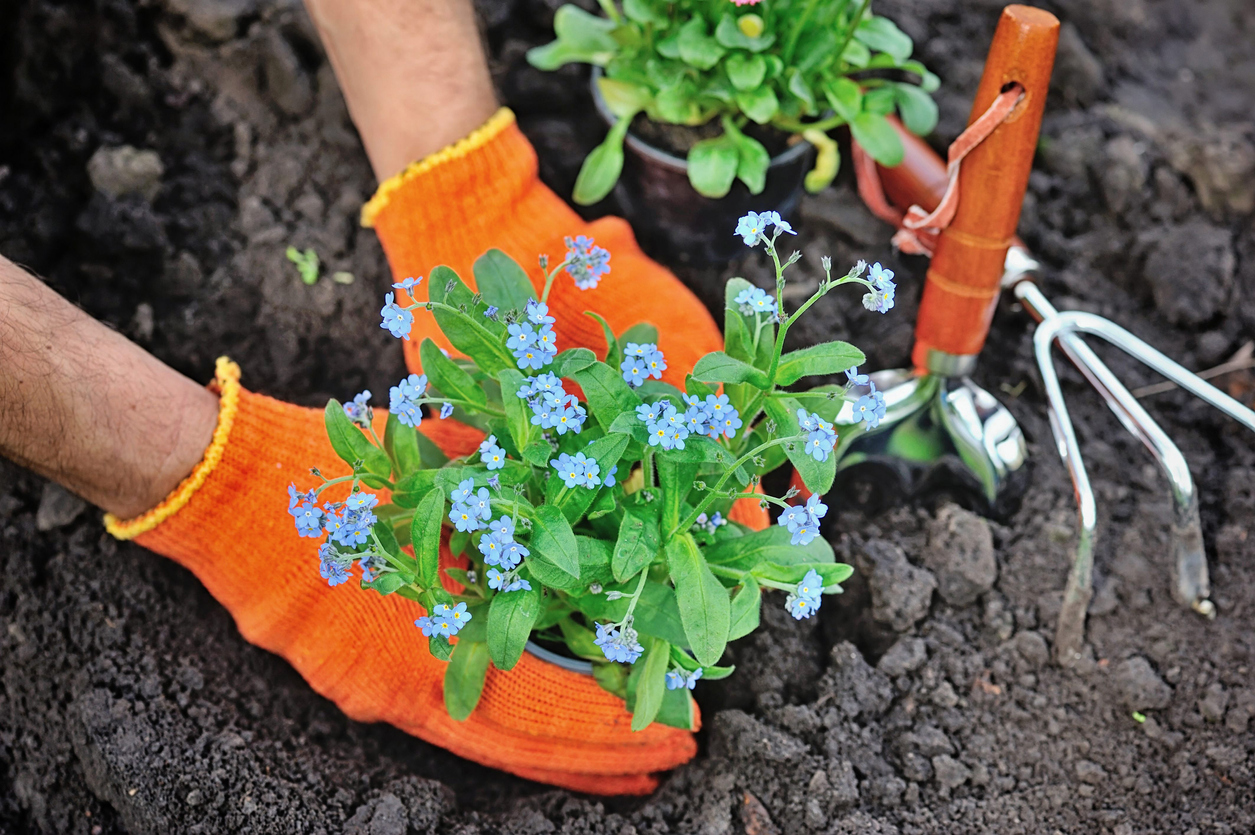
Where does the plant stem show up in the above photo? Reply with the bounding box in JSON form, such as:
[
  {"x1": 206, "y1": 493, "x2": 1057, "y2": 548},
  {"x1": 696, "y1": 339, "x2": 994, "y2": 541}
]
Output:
[
  {"x1": 669, "y1": 437, "x2": 791, "y2": 539},
  {"x1": 833, "y1": 0, "x2": 872, "y2": 71},
  {"x1": 313, "y1": 474, "x2": 358, "y2": 497},
  {"x1": 417, "y1": 396, "x2": 505, "y2": 418},
  {"x1": 783, "y1": 0, "x2": 821, "y2": 64},
  {"x1": 540, "y1": 257, "x2": 571, "y2": 304},
  {"x1": 642, "y1": 449, "x2": 655, "y2": 492},
  {"x1": 620, "y1": 563, "x2": 652, "y2": 625}
]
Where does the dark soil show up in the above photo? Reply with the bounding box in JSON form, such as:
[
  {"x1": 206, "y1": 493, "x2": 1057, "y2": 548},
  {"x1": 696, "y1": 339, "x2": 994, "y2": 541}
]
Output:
[{"x1": 3, "y1": 0, "x2": 1254, "y2": 833}]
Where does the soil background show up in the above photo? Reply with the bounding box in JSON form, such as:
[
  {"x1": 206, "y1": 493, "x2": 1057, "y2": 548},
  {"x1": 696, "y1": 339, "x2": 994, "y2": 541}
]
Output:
[{"x1": 2, "y1": 0, "x2": 1254, "y2": 833}]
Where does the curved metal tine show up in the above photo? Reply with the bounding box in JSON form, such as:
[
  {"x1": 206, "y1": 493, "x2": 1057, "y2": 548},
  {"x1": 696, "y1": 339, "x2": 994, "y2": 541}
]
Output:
[
  {"x1": 1031, "y1": 317, "x2": 1098, "y2": 666},
  {"x1": 1014, "y1": 283, "x2": 1211, "y2": 613},
  {"x1": 1052, "y1": 310, "x2": 1255, "y2": 434}
]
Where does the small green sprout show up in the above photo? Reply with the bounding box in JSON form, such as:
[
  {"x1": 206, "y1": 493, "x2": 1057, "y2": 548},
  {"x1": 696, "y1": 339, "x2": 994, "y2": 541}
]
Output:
[
  {"x1": 1131, "y1": 711, "x2": 1146, "y2": 723},
  {"x1": 286, "y1": 246, "x2": 320, "y2": 285}
]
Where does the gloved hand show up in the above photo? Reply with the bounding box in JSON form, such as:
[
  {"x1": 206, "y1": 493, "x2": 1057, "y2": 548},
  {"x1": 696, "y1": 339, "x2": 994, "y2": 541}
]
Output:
[{"x1": 105, "y1": 111, "x2": 767, "y2": 794}]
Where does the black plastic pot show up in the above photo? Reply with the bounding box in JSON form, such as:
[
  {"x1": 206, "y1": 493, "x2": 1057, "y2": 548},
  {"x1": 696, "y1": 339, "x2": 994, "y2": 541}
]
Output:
[{"x1": 590, "y1": 72, "x2": 814, "y2": 267}]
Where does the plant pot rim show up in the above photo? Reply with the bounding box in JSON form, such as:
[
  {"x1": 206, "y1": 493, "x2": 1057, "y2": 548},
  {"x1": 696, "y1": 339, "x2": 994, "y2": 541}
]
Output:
[
  {"x1": 590, "y1": 67, "x2": 811, "y2": 174},
  {"x1": 525, "y1": 640, "x2": 594, "y2": 675}
]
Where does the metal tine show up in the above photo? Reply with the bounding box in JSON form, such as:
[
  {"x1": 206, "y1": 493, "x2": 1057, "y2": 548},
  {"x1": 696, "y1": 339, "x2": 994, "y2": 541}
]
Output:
[
  {"x1": 1014, "y1": 281, "x2": 1213, "y2": 620},
  {"x1": 1032, "y1": 310, "x2": 1255, "y2": 664}
]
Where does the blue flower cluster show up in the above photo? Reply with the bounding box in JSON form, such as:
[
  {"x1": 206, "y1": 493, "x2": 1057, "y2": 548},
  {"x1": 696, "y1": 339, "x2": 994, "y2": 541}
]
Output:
[
  {"x1": 519, "y1": 373, "x2": 587, "y2": 435},
  {"x1": 551, "y1": 452, "x2": 601, "y2": 489},
  {"x1": 638, "y1": 401, "x2": 689, "y2": 450},
  {"x1": 735, "y1": 210, "x2": 795, "y2": 247},
  {"x1": 862, "y1": 262, "x2": 896, "y2": 314},
  {"x1": 665, "y1": 667, "x2": 703, "y2": 690},
  {"x1": 415, "y1": 602, "x2": 473, "y2": 638},
  {"x1": 637, "y1": 393, "x2": 743, "y2": 451},
  {"x1": 393, "y1": 276, "x2": 423, "y2": 293},
  {"x1": 693, "y1": 511, "x2": 726, "y2": 535},
  {"x1": 797, "y1": 408, "x2": 837, "y2": 462},
  {"x1": 380, "y1": 292, "x2": 414, "y2": 339},
  {"x1": 595, "y1": 621, "x2": 644, "y2": 664},
  {"x1": 448, "y1": 478, "x2": 492, "y2": 532},
  {"x1": 734, "y1": 286, "x2": 778, "y2": 317},
  {"x1": 620, "y1": 342, "x2": 666, "y2": 387},
  {"x1": 777, "y1": 493, "x2": 827, "y2": 546},
  {"x1": 785, "y1": 568, "x2": 824, "y2": 620},
  {"x1": 288, "y1": 485, "x2": 324, "y2": 537},
  {"x1": 507, "y1": 321, "x2": 557, "y2": 370},
  {"x1": 390, "y1": 374, "x2": 428, "y2": 428},
  {"x1": 317, "y1": 543, "x2": 351, "y2": 586},
  {"x1": 845, "y1": 366, "x2": 887, "y2": 429},
  {"x1": 343, "y1": 390, "x2": 372, "y2": 426},
  {"x1": 323, "y1": 491, "x2": 379, "y2": 547},
  {"x1": 479, "y1": 434, "x2": 506, "y2": 470},
  {"x1": 564, "y1": 235, "x2": 611, "y2": 290},
  {"x1": 478, "y1": 514, "x2": 532, "y2": 593}
]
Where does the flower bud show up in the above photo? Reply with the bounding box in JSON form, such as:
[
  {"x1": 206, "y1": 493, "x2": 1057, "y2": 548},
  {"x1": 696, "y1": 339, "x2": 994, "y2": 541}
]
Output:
[{"x1": 738, "y1": 14, "x2": 764, "y2": 38}]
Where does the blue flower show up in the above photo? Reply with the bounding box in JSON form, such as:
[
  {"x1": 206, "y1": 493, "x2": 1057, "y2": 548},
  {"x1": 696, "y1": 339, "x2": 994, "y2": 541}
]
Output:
[
  {"x1": 505, "y1": 577, "x2": 533, "y2": 592},
  {"x1": 760, "y1": 210, "x2": 795, "y2": 237},
  {"x1": 479, "y1": 533, "x2": 507, "y2": 565},
  {"x1": 415, "y1": 616, "x2": 439, "y2": 636},
  {"x1": 623, "y1": 343, "x2": 647, "y2": 358},
  {"x1": 603, "y1": 465, "x2": 618, "y2": 488},
  {"x1": 636, "y1": 402, "x2": 662, "y2": 423},
  {"x1": 288, "y1": 484, "x2": 324, "y2": 537},
  {"x1": 489, "y1": 515, "x2": 515, "y2": 540},
  {"x1": 434, "y1": 602, "x2": 473, "y2": 635},
  {"x1": 777, "y1": 498, "x2": 823, "y2": 546},
  {"x1": 390, "y1": 374, "x2": 428, "y2": 427},
  {"x1": 805, "y1": 493, "x2": 828, "y2": 524},
  {"x1": 735, "y1": 212, "x2": 767, "y2": 246},
  {"x1": 863, "y1": 266, "x2": 896, "y2": 314},
  {"x1": 470, "y1": 487, "x2": 492, "y2": 520},
  {"x1": 854, "y1": 385, "x2": 887, "y2": 429},
  {"x1": 439, "y1": 402, "x2": 454, "y2": 419},
  {"x1": 535, "y1": 325, "x2": 558, "y2": 362},
  {"x1": 565, "y1": 235, "x2": 611, "y2": 290},
  {"x1": 665, "y1": 668, "x2": 704, "y2": 690},
  {"x1": 484, "y1": 305, "x2": 499, "y2": 320},
  {"x1": 694, "y1": 511, "x2": 726, "y2": 534},
  {"x1": 683, "y1": 400, "x2": 712, "y2": 436},
  {"x1": 734, "y1": 286, "x2": 778, "y2": 316},
  {"x1": 488, "y1": 568, "x2": 532, "y2": 592},
  {"x1": 641, "y1": 345, "x2": 667, "y2": 380},
  {"x1": 594, "y1": 622, "x2": 644, "y2": 664},
  {"x1": 318, "y1": 544, "x2": 350, "y2": 586},
  {"x1": 796, "y1": 568, "x2": 824, "y2": 602},
  {"x1": 869, "y1": 262, "x2": 895, "y2": 290},
  {"x1": 710, "y1": 409, "x2": 743, "y2": 440},
  {"x1": 324, "y1": 505, "x2": 372, "y2": 547},
  {"x1": 343, "y1": 390, "x2": 372, "y2": 425},
  {"x1": 449, "y1": 501, "x2": 486, "y2": 532},
  {"x1": 552, "y1": 452, "x2": 599, "y2": 488},
  {"x1": 646, "y1": 404, "x2": 689, "y2": 450},
  {"x1": 479, "y1": 434, "x2": 506, "y2": 470},
  {"x1": 392, "y1": 276, "x2": 423, "y2": 292},
  {"x1": 487, "y1": 474, "x2": 500, "y2": 491},
  {"x1": 359, "y1": 552, "x2": 386, "y2": 583},
  {"x1": 450, "y1": 478, "x2": 475, "y2": 504},
  {"x1": 527, "y1": 299, "x2": 555, "y2": 325},
  {"x1": 506, "y1": 322, "x2": 535, "y2": 351},
  {"x1": 785, "y1": 592, "x2": 820, "y2": 620},
  {"x1": 380, "y1": 292, "x2": 414, "y2": 339},
  {"x1": 552, "y1": 397, "x2": 587, "y2": 435},
  {"x1": 621, "y1": 354, "x2": 647, "y2": 387},
  {"x1": 845, "y1": 366, "x2": 870, "y2": 387},
  {"x1": 797, "y1": 408, "x2": 836, "y2": 462},
  {"x1": 500, "y1": 540, "x2": 528, "y2": 570},
  {"x1": 778, "y1": 505, "x2": 808, "y2": 533}
]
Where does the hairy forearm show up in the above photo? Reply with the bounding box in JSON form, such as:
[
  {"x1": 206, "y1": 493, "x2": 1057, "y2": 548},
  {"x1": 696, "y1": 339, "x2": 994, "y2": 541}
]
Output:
[
  {"x1": 0, "y1": 255, "x2": 219, "y2": 518},
  {"x1": 304, "y1": 0, "x2": 498, "y2": 181}
]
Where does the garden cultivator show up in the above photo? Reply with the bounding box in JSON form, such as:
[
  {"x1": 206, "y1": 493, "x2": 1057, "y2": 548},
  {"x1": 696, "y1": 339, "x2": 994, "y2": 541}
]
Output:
[{"x1": 845, "y1": 5, "x2": 1255, "y2": 663}]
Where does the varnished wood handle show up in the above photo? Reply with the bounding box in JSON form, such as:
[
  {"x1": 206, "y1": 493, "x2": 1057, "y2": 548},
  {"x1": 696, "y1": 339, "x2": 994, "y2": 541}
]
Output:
[{"x1": 910, "y1": 5, "x2": 1058, "y2": 371}]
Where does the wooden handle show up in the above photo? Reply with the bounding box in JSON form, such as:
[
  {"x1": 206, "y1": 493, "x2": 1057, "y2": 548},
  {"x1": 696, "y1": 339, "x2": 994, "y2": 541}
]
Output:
[{"x1": 910, "y1": 5, "x2": 1058, "y2": 371}]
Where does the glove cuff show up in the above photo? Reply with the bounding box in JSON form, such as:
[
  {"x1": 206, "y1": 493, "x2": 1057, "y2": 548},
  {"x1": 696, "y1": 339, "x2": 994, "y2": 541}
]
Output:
[{"x1": 104, "y1": 357, "x2": 242, "y2": 540}]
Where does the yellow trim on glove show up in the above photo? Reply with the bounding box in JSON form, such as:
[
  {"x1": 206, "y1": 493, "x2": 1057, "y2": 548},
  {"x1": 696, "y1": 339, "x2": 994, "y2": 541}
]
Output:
[
  {"x1": 105, "y1": 357, "x2": 242, "y2": 540},
  {"x1": 360, "y1": 107, "x2": 517, "y2": 228}
]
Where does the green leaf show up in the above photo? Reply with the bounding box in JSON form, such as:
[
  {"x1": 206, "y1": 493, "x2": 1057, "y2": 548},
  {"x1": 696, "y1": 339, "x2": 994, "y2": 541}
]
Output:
[
  {"x1": 593, "y1": 659, "x2": 629, "y2": 698},
  {"x1": 558, "y1": 617, "x2": 606, "y2": 661},
  {"x1": 574, "y1": 117, "x2": 631, "y2": 206},
  {"x1": 687, "y1": 135, "x2": 739, "y2": 199},
  {"x1": 735, "y1": 86, "x2": 779, "y2": 124},
  {"x1": 902, "y1": 59, "x2": 941, "y2": 93},
  {"x1": 619, "y1": 322, "x2": 659, "y2": 347},
  {"x1": 787, "y1": 70, "x2": 816, "y2": 113},
  {"x1": 704, "y1": 524, "x2": 835, "y2": 571},
  {"x1": 496, "y1": 368, "x2": 534, "y2": 452},
  {"x1": 553, "y1": 433, "x2": 629, "y2": 523},
  {"x1": 444, "y1": 640, "x2": 489, "y2": 721},
  {"x1": 841, "y1": 38, "x2": 871, "y2": 68},
  {"x1": 725, "y1": 53, "x2": 765, "y2": 91},
  {"x1": 473, "y1": 249, "x2": 537, "y2": 314},
  {"x1": 412, "y1": 490, "x2": 445, "y2": 588},
  {"x1": 802, "y1": 128, "x2": 840, "y2": 193},
  {"x1": 551, "y1": 347, "x2": 597, "y2": 378},
  {"x1": 324, "y1": 400, "x2": 392, "y2": 479},
  {"x1": 722, "y1": 278, "x2": 755, "y2": 362},
  {"x1": 427, "y1": 266, "x2": 515, "y2": 373},
  {"x1": 657, "y1": 458, "x2": 697, "y2": 534},
  {"x1": 728, "y1": 575, "x2": 762, "y2": 640},
  {"x1": 613, "y1": 506, "x2": 660, "y2": 582},
  {"x1": 526, "y1": 5, "x2": 618, "y2": 69},
  {"x1": 653, "y1": 83, "x2": 703, "y2": 124},
  {"x1": 849, "y1": 111, "x2": 905, "y2": 167},
  {"x1": 724, "y1": 118, "x2": 769, "y2": 195},
  {"x1": 596, "y1": 77, "x2": 653, "y2": 119},
  {"x1": 692, "y1": 351, "x2": 770, "y2": 388},
  {"x1": 894, "y1": 83, "x2": 938, "y2": 136},
  {"x1": 655, "y1": 685, "x2": 696, "y2": 730},
  {"x1": 764, "y1": 396, "x2": 836, "y2": 494},
  {"x1": 855, "y1": 16, "x2": 914, "y2": 62},
  {"x1": 571, "y1": 362, "x2": 640, "y2": 429},
  {"x1": 676, "y1": 18, "x2": 725, "y2": 70},
  {"x1": 428, "y1": 634, "x2": 454, "y2": 662},
  {"x1": 421, "y1": 338, "x2": 488, "y2": 409},
  {"x1": 522, "y1": 440, "x2": 553, "y2": 469},
  {"x1": 383, "y1": 412, "x2": 422, "y2": 475},
  {"x1": 529, "y1": 504, "x2": 581, "y2": 580},
  {"x1": 362, "y1": 571, "x2": 408, "y2": 596},
  {"x1": 658, "y1": 434, "x2": 737, "y2": 467},
  {"x1": 752, "y1": 561, "x2": 854, "y2": 587},
  {"x1": 391, "y1": 469, "x2": 438, "y2": 508},
  {"x1": 823, "y1": 77, "x2": 862, "y2": 123},
  {"x1": 863, "y1": 85, "x2": 898, "y2": 115},
  {"x1": 623, "y1": 0, "x2": 668, "y2": 25},
  {"x1": 776, "y1": 342, "x2": 866, "y2": 385},
  {"x1": 631, "y1": 636, "x2": 670, "y2": 731},
  {"x1": 487, "y1": 583, "x2": 542, "y2": 671},
  {"x1": 415, "y1": 430, "x2": 449, "y2": 468},
  {"x1": 584, "y1": 311, "x2": 620, "y2": 372},
  {"x1": 575, "y1": 536, "x2": 616, "y2": 587},
  {"x1": 714, "y1": 14, "x2": 776, "y2": 52},
  {"x1": 667, "y1": 535, "x2": 730, "y2": 667}
]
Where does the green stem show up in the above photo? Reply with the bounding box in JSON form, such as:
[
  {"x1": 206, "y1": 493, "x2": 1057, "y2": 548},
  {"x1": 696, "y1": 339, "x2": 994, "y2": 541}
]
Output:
[
  {"x1": 596, "y1": 0, "x2": 622, "y2": 24},
  {"x1": 834, "y1": 0, "x2": 872, "y2": 71},
  {"x1": 540, "y1": 257, "x2": 572, "y2": 304},
  {"x1": 620, "y1": 563, "x2": 652, "y2": 625},
  {"x1": 417, "y1": 396, "x2": 505, "y2": 418},
  {"x1": 773, "y1": 114, "x2": 849, "y2": 134},
  {"x1": 669, "y1": 437, "x2": 791, "y2": 539},
  {"x1": 312, "y1": 474, "x2": 357, "y2": 497},
  {"x1": 783, "y1": 0, "x2": 821, "y2": 64},
  {"x1": 642, "y1": 449, "x2": 655, "y2": 492}
]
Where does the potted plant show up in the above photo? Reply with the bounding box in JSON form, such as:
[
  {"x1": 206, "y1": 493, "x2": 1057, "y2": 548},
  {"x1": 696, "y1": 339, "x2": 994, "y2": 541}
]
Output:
[
  {"x1": 527, "y1": 1, "x2": 939, "y2": 263},
  {"x1": 288, "y1": 213, "x2": 896, "y2": 732}
]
